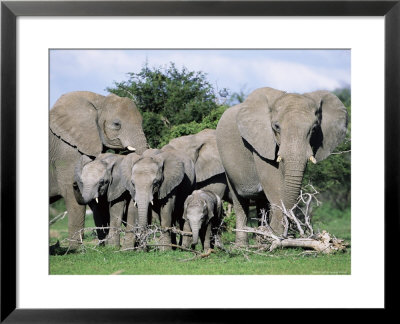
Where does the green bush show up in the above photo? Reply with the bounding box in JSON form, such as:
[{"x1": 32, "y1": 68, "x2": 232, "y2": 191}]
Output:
[{"x1": 107, "y1": 62, "x2": 220, "y2": 148}]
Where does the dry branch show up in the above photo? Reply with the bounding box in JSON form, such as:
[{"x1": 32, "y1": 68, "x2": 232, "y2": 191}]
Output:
[
  {"x1": 269, "y1": 231, "x2": 347, "y2": 254},
  {"x1": 49, "y1": 211, "x2": 67, "y2": 225}
]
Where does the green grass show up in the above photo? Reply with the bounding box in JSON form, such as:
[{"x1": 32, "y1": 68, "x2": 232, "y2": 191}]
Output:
[{"x1": 49, "y1": 200, "x2": 351, "y2": 275}]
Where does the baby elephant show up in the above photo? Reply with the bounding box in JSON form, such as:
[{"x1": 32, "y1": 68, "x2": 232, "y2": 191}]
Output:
[{"x1": 182, "y1": 190, "x2": 222, "y2": 250}]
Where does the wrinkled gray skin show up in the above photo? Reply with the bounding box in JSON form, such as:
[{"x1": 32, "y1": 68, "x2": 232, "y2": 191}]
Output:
[
  {"x1": 216, "y1": 87, "x2": 348, "y2": 246},
  {"x1": 49, "y1": 91, "x2": 148, "y2": 247},
  {"x1": 182, "y1": 190, "x2": 222, "y2": 250},
  {"x1": 123, "y1": 148, "x2": 195, "y2": 250},
  {"x1": 74, "y1": 153, "x2": 139, "y2": 248},
  {"x1": 162, "y1": 129, "x2": 230, "y2": 201}
]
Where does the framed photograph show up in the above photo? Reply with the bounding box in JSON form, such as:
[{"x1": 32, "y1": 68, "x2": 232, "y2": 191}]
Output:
[{"x1": 1, "y1": 0, "x2": 397, "y2": 321}]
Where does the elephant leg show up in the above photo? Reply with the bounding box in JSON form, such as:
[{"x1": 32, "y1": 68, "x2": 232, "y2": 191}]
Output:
[
  {"x1": 107, "y1": 200, "x2": 125, "y2": 247},
  {"x1": 226, "y1": 178, "x2": 249, "y2": 246},
  {"x1": 64, "y1": 187, "x2": 86, "y2": 248},
  {"x1": 122, "y1": 201, "x2": 137, "y2": 249},
  {"x1": 158, "y1": 197, "x2": 174, "y2": 251},
  {"x1": 181, "y1": 220, "x2": 192, "y2": 249},
  {"x1": 203, "y1": 223, "x2": 212, "y2": 250},
  {"x1": 253, "y1": 154, "x2": 285, "y2": 236}
]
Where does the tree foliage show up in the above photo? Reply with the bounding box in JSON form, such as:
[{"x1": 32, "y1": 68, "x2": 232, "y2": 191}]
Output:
[{"x1": 107, "y1": 63, "x2": 219, "y2": 148}]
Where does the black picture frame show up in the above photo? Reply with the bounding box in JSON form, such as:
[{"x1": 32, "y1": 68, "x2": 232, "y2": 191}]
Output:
[{"x1": 1, "y1": 0, "x2": 398, "y2": 322}]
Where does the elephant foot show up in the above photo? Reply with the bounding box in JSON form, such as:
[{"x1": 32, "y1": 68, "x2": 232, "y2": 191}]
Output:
[
  {"x1": 121, "y1": 232, "x2": 136, "y2": 250},
  {"x1": 157, "y1": 233, "x2": 172, "y2": 251},
  {"x1": 181, "y1": 236, "x2": 191, "y2": 249},
  {"x1": 269, "y1": 215, "x2": 285, "y2": 237},
  {"x1": 235, "y1": 230, "x2": 249, "y2": 247},
  {"x1": 68, "y1": 232, "x2": 84, "y2": 250},
  {"x1": 106, "y1": 234, "x2": 121, "y2": 248}
]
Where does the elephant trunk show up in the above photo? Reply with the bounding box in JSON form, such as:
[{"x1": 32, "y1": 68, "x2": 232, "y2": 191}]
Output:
[
  {"x1": 123, "y1": 129, "x2": 148, "y2": 155},
  {"x1": 189, "y1": 221, "x2": 200, "y2": 247},
  {"x1": 132, "y1": 129, "x2": 148, "y2": 154},
  {"x1": 81, "y1": 187, "x2": 96, "y2": 205},
  {"x1": 136, "y1": 194, "x2": 150, "y2": 228},
  {"x1": 283, "y1": 160, "x2": 306, "y2": 210}
]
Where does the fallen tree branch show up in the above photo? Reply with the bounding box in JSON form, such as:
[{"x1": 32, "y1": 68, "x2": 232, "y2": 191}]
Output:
[
  {"x1": 164, "y1": 227, "x2": 192, "y2": 236},
  {"x1": 269, "y1": 231, "x2": 347, "y2": 254}
]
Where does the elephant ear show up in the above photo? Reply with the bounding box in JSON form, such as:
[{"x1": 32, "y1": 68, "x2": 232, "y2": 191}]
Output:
[
  {"x1": 50, "y1": 91, "x2": 104, "y2": 157},
  {"x1": 178, "y1": 152, "x2": 195, "y2": 185},
  {"x1": 158, "y1": 152, "x2": 185, "y2": 200},
  {"x1": 304, "y1": 91, "x2": 348, "y2": 162},
  {"x1": 113, "y1": 153, "x2": 141, "y2": 201},
  {"x1": 183, "y1": 194, "x2": 194, "y2": 220},
  {"x1": 194, "y1": 141, "x2": 225, "y2": 183},
  {"x1": 236, "y1": 87, "x2": 286, "y2": 160},
  {"x1": 74, "y1": 154, "x2": 93, "y2": 184}
]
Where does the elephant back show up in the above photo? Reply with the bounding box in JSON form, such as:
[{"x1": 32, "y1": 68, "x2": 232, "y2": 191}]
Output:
[{"x1": 164, "y1": 129, "x2": 225, "y2": 183}]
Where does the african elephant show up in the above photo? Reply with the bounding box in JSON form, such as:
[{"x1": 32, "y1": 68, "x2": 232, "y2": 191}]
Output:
[
  {"x1": 162, "y1": 129, "x2": 229, "y2": 201},
  {"x1": 49, "y1": 91, "x2": 148, "y2": 248},
  {"x1": 74, "y1": 153, "x2": 139, "y2": 248},
  {"x1": 216, "y1": 87, "x2": 348, "y2": 245},
  {"x1": 123, "y1": 148, "x2": 195, "y2": 249},
  {"x1": 182, "y1": 190, "x2": 222, "y2": 250}
]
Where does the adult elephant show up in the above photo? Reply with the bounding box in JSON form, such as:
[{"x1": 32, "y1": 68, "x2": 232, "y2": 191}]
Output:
[
  {"x1": 216, "y1": 87, "x2": 348, "y2": 245},
  {"x1": 162, "y1": 129, "x2": 229, "y2": 201},
  {"x1": 49, "y1": 91, "x2": 148, "y2": 248}
]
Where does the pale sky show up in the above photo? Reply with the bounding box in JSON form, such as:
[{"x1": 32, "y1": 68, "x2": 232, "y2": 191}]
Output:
[{"x1": 50, "y1": 49, "x2": 350, "y2": 107}]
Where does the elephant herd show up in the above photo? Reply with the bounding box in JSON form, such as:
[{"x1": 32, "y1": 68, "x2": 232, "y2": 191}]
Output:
[{"x1": 49, "y1": 87, "x2": 348, "y2": 251}]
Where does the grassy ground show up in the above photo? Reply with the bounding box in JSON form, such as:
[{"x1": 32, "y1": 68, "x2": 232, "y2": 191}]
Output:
[{"x1": 49, "y1": 201, "x2": 351, "y2": 275}]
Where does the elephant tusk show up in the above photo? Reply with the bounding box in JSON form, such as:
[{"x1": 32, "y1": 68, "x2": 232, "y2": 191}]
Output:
[
  {"x1": 95, "y1": 197, "x2": 98, "y2": 203},
  {"x1": 127, "y1": 146, "x2": 136, "y2": 152},
  {"x1": 309, "y1": 156, "x2": 317, "y2": 164},
  {"x1": 150, "y1": 200, "x2": 154, "y2": 206},
  {"x1": 276, "y1": 155, "x2": 282, "y2": 163},
  {"x1": 134, "y1": 201, "x2": 137, "y2": 207}
]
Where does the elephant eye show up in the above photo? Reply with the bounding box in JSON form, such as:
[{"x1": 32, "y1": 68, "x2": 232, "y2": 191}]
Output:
[
  {"x1": 272, "y1": 122, "x2": 280, "y2": 133},
  {"x1": 111, "y1": 120, "x2": 121, "y2": 130}
]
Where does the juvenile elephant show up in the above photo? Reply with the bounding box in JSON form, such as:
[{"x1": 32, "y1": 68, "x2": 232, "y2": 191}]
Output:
[
  {"x1": 162, "y1": 129, "x2": 229, "y2": 201},
  {"x1": 216, "y1": 87, "x2": 348, "y2": 245},
  {"x1": 124, "y1": 148, "x2": 195, "y2": 249},
  {"x1": 49, "y1": 91, "x2": 148, "y2": 248},
  {"x1": 74, "y1": 153, "x2": 139, "y2": 248},
  {"x1": 182, "y1": 190, "x2": 222, "y2": 250}
]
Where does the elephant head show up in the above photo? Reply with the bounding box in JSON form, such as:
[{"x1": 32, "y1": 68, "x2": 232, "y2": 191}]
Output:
[
  {"x1": 50, "y1": 91, "x2": 148, "y2": 157},
  {"x1": 74, "y1": 153, "x2": 118, "y2": 204},
  {"x1": 125, "y1": 149, "x2": 192, "y2": 228},
  {"x1": 183, "y1": 190, "x2": 219, "y2": 247},
  {"x1": 237, "y1": 87, "x2": 348, "y2": 214}
]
